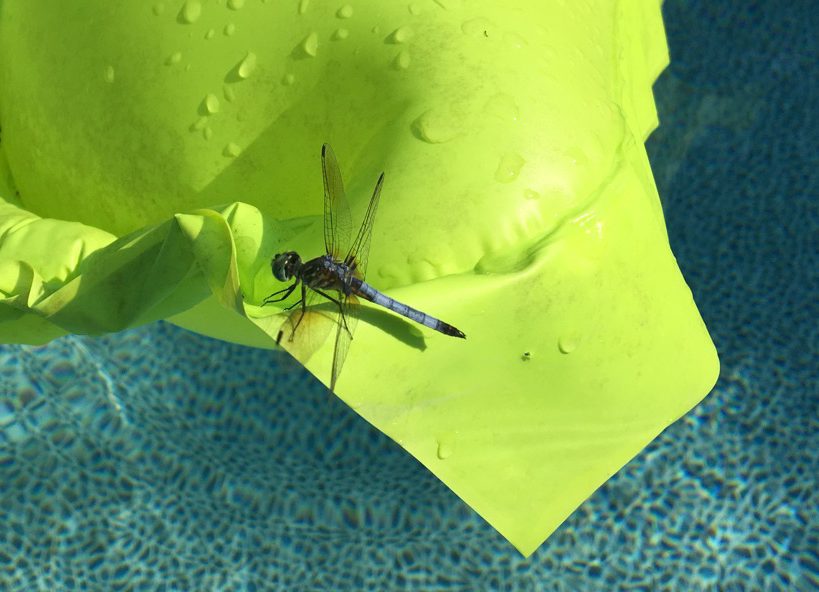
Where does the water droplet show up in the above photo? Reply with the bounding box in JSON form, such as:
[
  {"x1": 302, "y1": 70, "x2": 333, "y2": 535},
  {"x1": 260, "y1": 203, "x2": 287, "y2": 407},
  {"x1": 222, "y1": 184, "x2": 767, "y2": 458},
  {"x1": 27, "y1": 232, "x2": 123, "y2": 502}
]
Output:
[
  {"x1": 411, "y1": 109, "x2": 461, "y2": 144},
  {"x1": 461, "y1": 18, "x2": 491, "y2": 38},
  {"x1": 298, "y1": 0, "x2": 310, "y2": 15},
  {"x1": 336, "y1": 4, "x2": 353, "y2": 18},
  {"x1": 203, "y1": 93, "x2": 220, "y2": 114},
  {"x1": 484, "y1": 93, "x2": 519, "y2": 123},
  {"x1": 190, "y1": 117, "x2": 208, "y2": 132},
  {"x1": 504, "y1": 32, "x2": 526, "y2": 48},
  {"x1": 521, "y1": 351, "x2": 533, "y2": 361},
  {"x1": 205, "y1": 28, "x2": 216, "y2": 40},
  {"x1": 227, "y1": 0, "x2": 245, "y2": 10},
  {"x1": 203, "y1": 127, "x2": 213, "y2": 140},
  {"x1": 295, "y1": 32, "x2": 319, "y2": 57},
  {"x1": 332, "y1": 28, "x2": 349, "y2": 41},
  {"x1": 165, "y1": 51, "x2": 182, "y2": 66},
  {"x1": 104, "y1": 66, "x2": 115, "y2": 83},
  {"x1": 494, "y1": 153, "x2": 525, "y2": 183},
  {"x1": 392, "y1": 50, "x2": 411, "y2": 70},
  {"x1": 386, "y1": 26, "x2": 413, "y2": 44},
  {"x1": 224, "y1": 23, "x2": 236, "y2": 36},
  {"x1": 179, "y1": 0, "x2": 202, "y2": 24},
  {"x1": 436, "y1": 434, "x2": 456, "y2": 459},
  {"x1": 152, "y1": 3, "x2": 166, "y2": 16},
  {"x1": 523, "y1": 189, "x2": 540, "y2": 200},
  {"x1": 408, "y1": 3, "x2": 422, "y2": 15},
  {"x1": 224, "y1": 142, "x2": 241, "y2": 157},
  {"x1": 371, "y1": 25, "x2": 381, "y2": 34},
  {"x1": 558, "y1": 336, "x2": 577, "y2": 354},
  {"x1": 223, "y1": 85, "x2": 236, "y2": 102},
  {"x1": 282, "y1": 72, "x2": 295, "y2": 86},
  {"x1": 237, "y1": 51, "x2": 257, "y2": 79}
]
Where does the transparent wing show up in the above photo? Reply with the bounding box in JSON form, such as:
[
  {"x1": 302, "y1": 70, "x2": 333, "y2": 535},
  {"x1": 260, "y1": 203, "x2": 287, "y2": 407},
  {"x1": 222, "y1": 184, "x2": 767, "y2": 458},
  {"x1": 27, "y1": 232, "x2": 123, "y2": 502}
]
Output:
[
  {"x1": 331, "y1": 293, "x2": 360, "y2": 392},
  {"x1": 277, "y1": 289, "x2": 337, "y2": 365},
  {"x1": 277, "y1": 287, "x2": 358, "y2": 393},
  {"x1": 344, "y1": 172, "x2": 384, "y2": 280},
  {"x1": 322, "y1": 144, "x2": 352, "y2": 259}
]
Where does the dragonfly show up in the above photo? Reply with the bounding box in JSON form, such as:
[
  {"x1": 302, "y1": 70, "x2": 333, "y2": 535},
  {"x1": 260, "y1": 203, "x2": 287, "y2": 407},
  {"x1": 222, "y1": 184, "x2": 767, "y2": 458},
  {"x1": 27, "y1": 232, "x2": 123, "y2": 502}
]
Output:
[{"x1": 264, "y1": 144, "x2": 465, "y2": 391}]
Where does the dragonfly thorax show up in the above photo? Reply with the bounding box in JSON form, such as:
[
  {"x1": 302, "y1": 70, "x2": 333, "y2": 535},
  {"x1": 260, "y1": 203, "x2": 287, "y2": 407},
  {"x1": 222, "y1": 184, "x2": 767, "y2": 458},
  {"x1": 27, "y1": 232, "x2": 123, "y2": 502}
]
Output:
[{"x1": 271, "y1": 251, "x2": 302, "y2": 282}]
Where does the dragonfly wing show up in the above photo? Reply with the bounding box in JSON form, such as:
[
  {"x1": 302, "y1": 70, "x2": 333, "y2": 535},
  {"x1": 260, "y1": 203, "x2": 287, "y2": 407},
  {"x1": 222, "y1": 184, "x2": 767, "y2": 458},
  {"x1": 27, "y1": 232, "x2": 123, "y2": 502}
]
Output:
[
  {"x1": 344, "y1": 171, "x2": 384, "y2": 280},
  {"x1": 276, "y1": 287, "x2": 358, "y2": 392},
  {"x1": 330, "y1": 293, "x2": 360, "y2": 392},
  {"x1": 277, "y1": 289, "x2": 337, "y2": 364},
  {"x1": 322, "y1": 144, "x2": 352, "y2": 259}
]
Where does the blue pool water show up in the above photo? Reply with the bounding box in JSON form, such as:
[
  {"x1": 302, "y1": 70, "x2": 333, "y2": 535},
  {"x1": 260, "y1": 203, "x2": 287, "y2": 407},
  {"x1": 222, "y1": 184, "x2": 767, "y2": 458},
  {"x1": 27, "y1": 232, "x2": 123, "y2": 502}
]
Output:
[{"x1": 1, "y1": 1, "x2": 817, "y2": 590}]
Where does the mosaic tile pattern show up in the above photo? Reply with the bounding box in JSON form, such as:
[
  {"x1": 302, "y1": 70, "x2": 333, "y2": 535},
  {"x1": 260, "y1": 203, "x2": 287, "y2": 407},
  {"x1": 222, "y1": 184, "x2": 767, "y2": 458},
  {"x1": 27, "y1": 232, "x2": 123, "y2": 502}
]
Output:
[{"x1": 1, "y1": 0, "x2": 817, "y2": 589}]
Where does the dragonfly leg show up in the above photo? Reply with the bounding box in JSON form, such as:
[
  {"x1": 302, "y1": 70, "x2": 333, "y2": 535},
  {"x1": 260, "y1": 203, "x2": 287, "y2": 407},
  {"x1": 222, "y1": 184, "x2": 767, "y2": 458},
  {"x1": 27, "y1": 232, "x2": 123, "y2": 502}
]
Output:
[
  {"x1": 288, "y1": 283, "x2": 310, "y2": 341},
  {"x1": 263, "y1": 281, "x2": 298, "y2": 304},
  {"x1": 312, "y1": 288, "x2": 343, "y2": 307},
  {"x1": 283, "y1": 299, "x2": 303, "y2": 311},
  {"x1": 312, "y1": 288, "x2": 353, "y2": 338},
  {"x1": 339, "y1": 303, "x2": 353, "y2": 338}
]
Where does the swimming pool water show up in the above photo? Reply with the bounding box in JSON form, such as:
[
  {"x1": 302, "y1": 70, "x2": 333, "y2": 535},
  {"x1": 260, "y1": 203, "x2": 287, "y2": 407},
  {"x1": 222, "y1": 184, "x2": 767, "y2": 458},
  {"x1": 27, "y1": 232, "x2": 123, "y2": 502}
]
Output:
[{"x1": 1, "y1": 0, "x2": 817, "y2": 589}]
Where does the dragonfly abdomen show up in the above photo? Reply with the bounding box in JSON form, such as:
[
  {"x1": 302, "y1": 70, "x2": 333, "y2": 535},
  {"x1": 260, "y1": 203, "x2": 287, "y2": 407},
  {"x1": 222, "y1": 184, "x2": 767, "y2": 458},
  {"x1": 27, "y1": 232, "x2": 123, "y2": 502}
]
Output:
[{"x1": 352, "y1": 279, "x2": 465, "y2": 339}]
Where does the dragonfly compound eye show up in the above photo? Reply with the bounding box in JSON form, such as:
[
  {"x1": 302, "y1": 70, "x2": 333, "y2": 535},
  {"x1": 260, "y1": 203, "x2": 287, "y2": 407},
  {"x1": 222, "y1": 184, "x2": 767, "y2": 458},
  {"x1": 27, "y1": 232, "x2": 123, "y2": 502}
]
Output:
[{"x1": 271, "y1": 254, "x2": 291, "y2": 281}]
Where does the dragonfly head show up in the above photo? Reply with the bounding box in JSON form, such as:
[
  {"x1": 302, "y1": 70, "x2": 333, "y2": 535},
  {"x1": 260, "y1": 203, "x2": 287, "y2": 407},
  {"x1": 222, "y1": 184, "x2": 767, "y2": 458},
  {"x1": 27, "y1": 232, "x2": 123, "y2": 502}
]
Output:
[{"x1": 271, "y1": 251, "x2": 302, "y2": 282}]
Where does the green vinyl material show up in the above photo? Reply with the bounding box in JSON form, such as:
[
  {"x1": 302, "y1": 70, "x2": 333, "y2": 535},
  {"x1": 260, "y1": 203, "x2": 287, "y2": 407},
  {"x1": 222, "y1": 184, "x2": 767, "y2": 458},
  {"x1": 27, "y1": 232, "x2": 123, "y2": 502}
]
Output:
[{"x1": 0, "y1": 0, "x2": 718, "y2": 555}]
